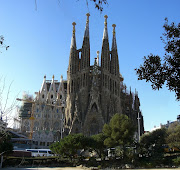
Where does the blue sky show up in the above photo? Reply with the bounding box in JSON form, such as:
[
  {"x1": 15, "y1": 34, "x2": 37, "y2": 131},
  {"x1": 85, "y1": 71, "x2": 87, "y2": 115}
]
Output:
[{"x1": 0, "y1": 0, "x2": 179, "y2": 130}]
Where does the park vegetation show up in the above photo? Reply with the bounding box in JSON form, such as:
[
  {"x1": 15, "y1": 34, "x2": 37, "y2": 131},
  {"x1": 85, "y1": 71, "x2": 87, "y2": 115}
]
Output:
[
  {"x1": 136, "y1": 18, "x2": 180, "y2": 101},
  {"x1": 1, "y1": 113, "x2": 180, "y2": 168},
  {"x1": 0, "y1": 131, "x2": 13, "y2": 154},
  {"x1": 50, "y1": 114, "x2": 180, "y2": 168}
]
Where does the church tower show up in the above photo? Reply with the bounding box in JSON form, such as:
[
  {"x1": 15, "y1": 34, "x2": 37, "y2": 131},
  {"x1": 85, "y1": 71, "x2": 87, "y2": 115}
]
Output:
[
  {"x1": 19, "y1": 14, "x2": 144, "y2": 142},
  {"x1": 65, "y1": 14, "x2": 133, "y2": 136},
  {"x1": 78, "y1": 13, "x2": 91, "y2": 124},
  {"x1": 109, "y1": 24, "x2": 121, "y2": 115},
  {"x1": 65, "y1": 14, "x2": 92, "y2": 134},
  {"x1": 65, "y1": 22, "x2": 78, "y2": 130},
  {"x1": 100, "y1": 15, "x2": 111, "y2": 122}
]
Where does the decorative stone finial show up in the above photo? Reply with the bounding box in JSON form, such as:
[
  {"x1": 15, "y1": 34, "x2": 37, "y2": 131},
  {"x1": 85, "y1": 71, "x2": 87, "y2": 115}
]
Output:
[
  {"x1": 96, "y1": 51, "x2": 99, "y2": 66},
  {"x1": 61, "y1": 75, "x2": 63, "y2": 80},
  {"x1": 86, "y1": 13, "x2": 90, "y2": 23},
  {"x1": 103, "y1": 15, "x2": 108, "y2": 39},
  {"x1": 104, "y1": 15, "x2": 108, "y2": 26},
  {"x1": 52, "y1": 75, "x2": 54, "y2": 79},
  {"x1": 84, "y1": 13, "x2": 90, "y2": 38},
  {"x1": 71, "y1": 22, "x2": 77, "y2": 48},
  {"x1": 72, "y1": 22, "x2": 76, "y2": 35},
  {"x1": 112, "y1": 24, "x2": 116, "y2": 36}
]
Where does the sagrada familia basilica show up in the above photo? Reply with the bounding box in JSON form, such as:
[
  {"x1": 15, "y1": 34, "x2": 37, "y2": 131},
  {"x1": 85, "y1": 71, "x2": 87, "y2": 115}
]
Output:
[{"x1": 19, "y1": 14, "x2": 144, "y2": 148}]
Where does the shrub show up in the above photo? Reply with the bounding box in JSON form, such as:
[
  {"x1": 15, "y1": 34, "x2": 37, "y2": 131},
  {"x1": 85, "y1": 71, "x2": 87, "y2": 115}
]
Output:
[{"x1": 173, "y1": 157, "x2": 180, "y2": 166}]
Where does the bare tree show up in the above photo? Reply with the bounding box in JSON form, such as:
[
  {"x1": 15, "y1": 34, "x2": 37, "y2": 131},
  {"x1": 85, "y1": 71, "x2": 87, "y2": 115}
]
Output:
[
  {"x1": 34, "y1": 0, "x2": 108, "y2": 12},
  {"x1": 0, "y1": 76, "x2": 18, "y2": 125}
]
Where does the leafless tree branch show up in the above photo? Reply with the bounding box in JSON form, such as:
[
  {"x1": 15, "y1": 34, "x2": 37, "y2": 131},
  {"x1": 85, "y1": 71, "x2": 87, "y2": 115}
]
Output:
[{"x1": 0, "y1": 77, "x2": 19, "y2": 123}]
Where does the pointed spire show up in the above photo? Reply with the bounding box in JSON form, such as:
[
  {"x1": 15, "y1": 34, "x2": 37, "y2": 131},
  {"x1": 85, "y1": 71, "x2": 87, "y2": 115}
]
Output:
[
  {"x1": 112, "y1": 24, "x2": 117, "y2": 50},
  {"x1": 58, "y1": 75, "x2": 64, "y2": 94},
  {"x1": 60, "y1": 75, "x2": 63, "y2": 82},
  {"x1": 96, "y1": 51, "x2": 99, "y2": 66},
  {"x1": 101, "y1": 15, "x2": 110, "y2": 71},
  {"x1": 103, "y1": 15, "x2": 108, "y2": 39},
  {"x1": 57, "y1": 75, "x2": 65, "y2": 106},
  {"x1": 81, "y1": 13, "x2": 90, "y2": 70},
  {"x1": 40, "y1": 75, "x2": 47, "y2": 93},
  {"x1": 49, "y1": 75, "x2": 56, "y2": 93},
  {"x1": 84, "y1": 13, "x2": 90, "y2": 38},
  {"x1": 71, "y1": 22, "x2": 76, "y2": 48}
]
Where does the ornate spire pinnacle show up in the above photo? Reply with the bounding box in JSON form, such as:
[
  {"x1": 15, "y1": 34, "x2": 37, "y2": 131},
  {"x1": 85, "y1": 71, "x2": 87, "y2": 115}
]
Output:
[
  {"x1": 112, "y1": 24, "x2": 116, "y2": 35},
  {"x1": 94, "y1": 57, "x2": 97, "y2": 65},
  {"x1": 40, "y1": 75, "x2": 47, "y2": 93},
  {"x1": 84, "y1": 13, "x2": 90, "y2": 38},
  {"x1": 112, "y1": 24, "x2": 117, "y2": 50},
  {"x1": 71, "y1": 22, "x2": 76, "y2": 48},
  {"x1": 72, "y1": 22, "x2": 76, "y2": 34},
  {"x1": 48, "y1": 74, "x2": 56, "y2": 94},
  {"x1": 61, "y1": 75, "x2": 63, "y2": 82},
  {"x1": 96, "y1": 51, "x2": 99, "y2": 66},
  {"x1": 103, "y1": 15, "x2": 108, "y2": 39}
]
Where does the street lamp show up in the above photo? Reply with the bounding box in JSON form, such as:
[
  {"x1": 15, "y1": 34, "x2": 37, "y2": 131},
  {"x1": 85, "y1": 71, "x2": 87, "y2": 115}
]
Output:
[
  {"x1": 137, "y1": 111, "x2": 141, "y2": 142},
  {"x1": 0, "y1": 111, "x2": 3, "y2": 121},
  {"x1": 60, "y1": 113, "x2": 64, "y2": 139}
]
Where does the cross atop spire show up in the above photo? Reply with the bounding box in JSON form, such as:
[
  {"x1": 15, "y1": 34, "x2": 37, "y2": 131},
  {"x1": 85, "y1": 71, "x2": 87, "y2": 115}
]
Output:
[
  {"x1": 84, "y1": 13, "x2": 90, "y2": 38},
  {"x1": 71, "y1": 22, "x2": 76, "y2": 48},
  {"x1": 103, "y1": 15, "x2": 108, "y2": 39}
]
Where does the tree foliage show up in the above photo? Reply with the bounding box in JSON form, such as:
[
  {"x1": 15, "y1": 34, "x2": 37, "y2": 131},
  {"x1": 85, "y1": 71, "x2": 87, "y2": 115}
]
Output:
[
  {"x1": 103, "y1": 114, "x2": 135, "y2": 148},
  {"x1": 166, "y1": 122, "x2": 180, "y2": 148},
  {"x1": 139, "y1": 128, "x2": 167, "y2": 159},
  {"x1": 0, "y1": 131, "x2": 13, "y2": 154},
  {"x1": 136, "y1": 18, "x2": 180, "y2": 100},
  {"x1": 0, "y1": 35, "x2": 9, "y2": 52},
  {"x1": 84, "y1": 0, "x2": 108, "y2": 12},
  {"x1": 91, "y1": 133, "x2": 106, "y2": 159},
  {"x1": 50, "y1": 133, "x2": 91, "y2": 160}
]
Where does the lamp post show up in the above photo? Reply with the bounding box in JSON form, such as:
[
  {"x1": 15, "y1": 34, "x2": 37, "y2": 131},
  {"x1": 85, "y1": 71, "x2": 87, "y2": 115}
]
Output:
[
  {"x1": 137, "y1": 111, "x2": 141, "y2": 142},
  {"x1": 0, "y1": 111, "x2": 3, "y2": 121},
  {"x1": 60, "y1": 113, "x2": 64, "y2": 139}
]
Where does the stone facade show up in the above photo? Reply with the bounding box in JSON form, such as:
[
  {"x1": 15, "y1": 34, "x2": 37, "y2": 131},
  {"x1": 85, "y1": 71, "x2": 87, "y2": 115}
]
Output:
[
  {"x1": 19, "y1": 14, "x2": 144, "y2": 146},
  {"x1": 19, "y1": 76, "x2": 67, "y2": 148},
  {"x1": 64, "y1": 14, "x2": 143, "y2": 136}
]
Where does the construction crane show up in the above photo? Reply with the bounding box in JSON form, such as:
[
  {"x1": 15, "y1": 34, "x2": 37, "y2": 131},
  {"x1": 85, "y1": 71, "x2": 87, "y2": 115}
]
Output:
[
  {"x1": 16, "y1": 98, "x2": 35, "y2": 139},
  {"x1": 16, "y1": 98, "x2": 64, "y2": 140}
]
